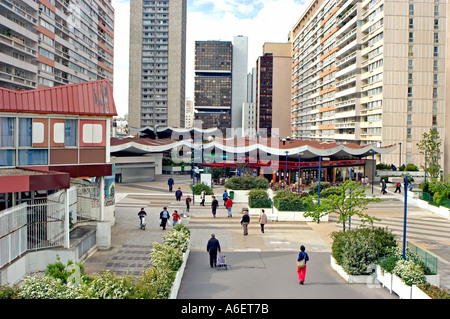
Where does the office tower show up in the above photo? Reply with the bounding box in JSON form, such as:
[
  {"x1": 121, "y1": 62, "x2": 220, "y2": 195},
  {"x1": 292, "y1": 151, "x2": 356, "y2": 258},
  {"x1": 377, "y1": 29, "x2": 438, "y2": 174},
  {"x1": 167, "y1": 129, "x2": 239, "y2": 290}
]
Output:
[
  {"x1": 289, "y1": 0, "x2": 447, "y2": 169},
  {"x1": 242, "y1": 67, "x2": 257, "y2": 137},
  {"x1": 256, "y1": 43, "x2": 292, "y2": 139},
  {"x1": 194, "y1": 40, "x2": 232, "y2": 134},
  {"x1": 0, "y1": 0, "x2": 114, "y2": 91},
  {"x1": 129, "y1": 0, "x2": 187, "y2": 129},
  {"x1": 231, "y1": 35, "x2": 249, "y2": 129}
]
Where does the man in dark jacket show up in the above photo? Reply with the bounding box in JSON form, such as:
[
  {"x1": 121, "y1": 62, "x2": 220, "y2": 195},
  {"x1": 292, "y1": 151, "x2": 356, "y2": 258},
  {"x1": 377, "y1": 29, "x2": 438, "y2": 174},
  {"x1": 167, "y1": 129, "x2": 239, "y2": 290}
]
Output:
[
  {"x1": 211, "y1": 196, "x2": 219, "y2": 218},
  {"x1": 206, "y1": 234, "x2": 221, "y2": 268}
]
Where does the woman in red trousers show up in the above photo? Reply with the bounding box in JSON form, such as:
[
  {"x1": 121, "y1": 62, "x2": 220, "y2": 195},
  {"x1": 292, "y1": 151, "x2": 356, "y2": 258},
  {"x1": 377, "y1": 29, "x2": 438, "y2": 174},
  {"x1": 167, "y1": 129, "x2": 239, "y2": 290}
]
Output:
[{"x1": 297, "y1": 245, "x2": 309, "y2": 285}]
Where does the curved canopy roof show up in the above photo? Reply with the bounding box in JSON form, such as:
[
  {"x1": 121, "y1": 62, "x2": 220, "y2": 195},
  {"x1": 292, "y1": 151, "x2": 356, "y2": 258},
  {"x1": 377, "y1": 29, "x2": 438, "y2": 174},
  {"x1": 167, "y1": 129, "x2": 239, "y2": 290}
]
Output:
[{"x1": 111, "y1": 136, "x2": 396, "y2": 160}]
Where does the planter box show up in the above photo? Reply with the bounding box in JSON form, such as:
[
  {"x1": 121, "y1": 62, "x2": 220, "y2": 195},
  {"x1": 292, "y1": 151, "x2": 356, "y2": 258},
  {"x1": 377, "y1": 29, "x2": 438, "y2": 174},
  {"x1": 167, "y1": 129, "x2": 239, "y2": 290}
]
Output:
[
  {"x1": 375, "y1": 265, "x2": 439, "y2": 299},
  {"x1": 248, "y1": 207, "x2": 273, "y2": 215},
  {"x1": 228, "y1": 189, "x2": 250, "y2": 203},
  {"x1": 375, "y1": 265, "x2": 393, "y2": 292},
  {"x1": 330, "y1": 256, "x2": 376, "y2": 284},
  {"x1": 392, "y1": 274, "x2": 412, "y2": 299},
  {"x1": 194, "y1": 194, "x2": 213, "y2": 204},
  {"x1": 411, "y1": 285, "x2": 432, "y2": 299},
  {"x1": 274, "y1": 206, "x2": 329, "y2": 222},
  {"x1": 169, "y1": 245, "x2": 190, "y2": 299}
]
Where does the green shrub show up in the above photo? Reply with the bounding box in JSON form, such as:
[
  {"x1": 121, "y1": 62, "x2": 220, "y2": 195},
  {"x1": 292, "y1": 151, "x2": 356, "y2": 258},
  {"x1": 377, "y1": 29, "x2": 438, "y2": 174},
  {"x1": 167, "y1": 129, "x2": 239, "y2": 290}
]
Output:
[
  {"x1": 418, "y1": 283, "x2": 450, "y2": 299},
  {"x1": 273, "y1": 190, "x2": 312, "y2": 211},
  {"x1": 331, "y1": 227, "x2": 397, "y2": 275},
  {"x1": 376, "y1": 163, "x2": 392, "y2": 170},
  {"x1": 393, "y1": 259, "x2": 426, "y2": 286},
  {"x1": 85, "y1": 270, "x2": 135, "y2": 299},
  {"x1": 0, "y1": 283, "x2": 18, "y2": 299},
  {"x1": 309, "y1": 181, "x2": 331, "y2": 195},
  {"x1": 378, "y1": 256, "x2": 400, "y2": 273},
  {"x1": 191, "y1": 182, "x2": 214, "y2": 195},
  {"x1": 224, "y1": 175, "x2": 269, "y2": 190}
]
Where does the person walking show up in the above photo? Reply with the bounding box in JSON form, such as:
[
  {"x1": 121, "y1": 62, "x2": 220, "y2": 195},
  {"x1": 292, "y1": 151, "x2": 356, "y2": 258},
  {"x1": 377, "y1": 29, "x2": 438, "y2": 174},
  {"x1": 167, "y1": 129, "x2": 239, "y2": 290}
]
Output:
[
  {"x1": 185, "y1": 195, "x2": 192, "y2": 212},
  {"x1": 200, "y1": 189, "x2": 206, "y2": 206},
  {"x1": 297, "y1": 245, "x2": 310, "y2": 285},
  {"x1": 172, "y1": 210, "x2": 181, "y2": 226},
  {"x1": 222, "y1": 190, "x2": 228, "y2": 206},
  {"x1": 175, "y1": 187, "x2": 183, "y2": 201},
  {"x1": 159, "y1": 207, "x2": 170, "y2": 230},
  {"x1": 206, "y1": 234, "x2": 221, "y2": 268},
  {"x1": 259, "y1": 209, "x2": 267, "y2": 233},
  {"x1": 168, "y1": 176, "x2": 174, "y2": 192},
  {"x1": 381, "y1": 179, "x2": 387, "y2": 194},
  {"x1": 225, "y1": 196, "x2": 233, "y2": 217},
  {"x1": 394, "y1": 181, "x2": 401, "y2": 193},
  {"x1": 240, "y1": 210, "x2": 250, "y2": 235},
  {"x1": 138, "y1": 207, "x2": 147, "y2": 230},
  {"x1": 211, "y1": 196, "x2": 219, "y2": 218}
]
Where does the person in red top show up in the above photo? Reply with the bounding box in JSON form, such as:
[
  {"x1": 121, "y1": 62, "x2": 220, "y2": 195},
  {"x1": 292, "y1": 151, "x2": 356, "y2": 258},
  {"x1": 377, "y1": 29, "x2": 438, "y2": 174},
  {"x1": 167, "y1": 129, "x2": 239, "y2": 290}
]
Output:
[
  {"x1": 172, "y1": 210, "x2": 181, "y2": 226},
  {"x1": 225, "y1": 196, "x2": 233, "y2": 217},
  {"x1": 185, "y1": 195, "x2": 192, "y2": 212}
]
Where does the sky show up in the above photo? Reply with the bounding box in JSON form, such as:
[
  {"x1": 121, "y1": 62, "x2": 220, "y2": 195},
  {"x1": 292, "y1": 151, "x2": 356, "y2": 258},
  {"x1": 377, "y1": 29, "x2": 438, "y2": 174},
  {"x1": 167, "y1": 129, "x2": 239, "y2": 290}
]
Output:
[{"x1": 111, "y1": 0, "x2": 308, "y2": 117}]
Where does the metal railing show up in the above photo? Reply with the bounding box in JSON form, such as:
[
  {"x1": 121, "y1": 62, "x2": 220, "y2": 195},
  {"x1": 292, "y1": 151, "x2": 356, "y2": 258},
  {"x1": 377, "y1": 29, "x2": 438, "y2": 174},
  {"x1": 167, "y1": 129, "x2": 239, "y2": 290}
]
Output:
[
  {"x1": 407, "y1": 242, "x2": 438, "y2": 275},
  {"x1": 418, "y1": 191, "x2": 450, "y2": 208}
]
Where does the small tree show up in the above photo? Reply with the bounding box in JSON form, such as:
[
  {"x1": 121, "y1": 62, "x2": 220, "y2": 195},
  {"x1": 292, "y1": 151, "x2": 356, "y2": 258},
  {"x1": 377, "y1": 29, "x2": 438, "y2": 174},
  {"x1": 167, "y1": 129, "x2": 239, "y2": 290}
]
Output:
[
  {"x1": 417, "y1": 128, "x2": 442, "y2": 180},
  {"x1": 304, "y1": 179, "x2": 381, "y2": 231}
]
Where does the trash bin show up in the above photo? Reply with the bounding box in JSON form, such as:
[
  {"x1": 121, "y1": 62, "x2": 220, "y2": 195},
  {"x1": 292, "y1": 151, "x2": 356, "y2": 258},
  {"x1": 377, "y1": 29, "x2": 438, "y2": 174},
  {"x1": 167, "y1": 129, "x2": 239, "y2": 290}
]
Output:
[{"x1": 229, "y1": 191, "x2": 234, "y2": 199}]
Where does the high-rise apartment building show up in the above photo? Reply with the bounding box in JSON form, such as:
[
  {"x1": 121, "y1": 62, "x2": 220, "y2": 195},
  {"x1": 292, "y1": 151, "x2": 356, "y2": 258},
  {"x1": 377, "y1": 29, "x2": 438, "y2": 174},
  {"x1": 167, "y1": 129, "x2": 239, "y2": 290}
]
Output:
[
  {"x1": 0, "y1": 0, "x2": 114, "y2": 91},
  {"x1": 128, "y1": 0, "x2": 186, "y2": 129},
  {"x1": 289, "y1": 0, "x2": 447, "y2": 168},
  {"x1": 194, "y1": 40, "x2": 232, "y2": 134},
  {"x1": 256, "y1": 43, "x2": 292, "y2": 139}
]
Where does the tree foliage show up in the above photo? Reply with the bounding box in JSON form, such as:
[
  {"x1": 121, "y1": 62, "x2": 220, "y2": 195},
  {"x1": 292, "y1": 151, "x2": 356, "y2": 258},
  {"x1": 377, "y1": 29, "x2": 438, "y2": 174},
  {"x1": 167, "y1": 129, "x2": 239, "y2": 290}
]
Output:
[
  {"x1": 417, "y1": 128, "x2": 442, "y2": 180},
  {"x1": 303, "y1": 179, "x2": 381, "y2": 230}
]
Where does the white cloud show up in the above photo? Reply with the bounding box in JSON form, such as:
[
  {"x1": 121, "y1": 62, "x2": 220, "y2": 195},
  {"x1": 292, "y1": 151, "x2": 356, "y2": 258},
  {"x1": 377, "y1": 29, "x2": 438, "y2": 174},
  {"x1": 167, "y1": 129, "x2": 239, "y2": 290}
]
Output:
[{"x1": 111, "y1": 0, "x2": 308, "y2": 115}]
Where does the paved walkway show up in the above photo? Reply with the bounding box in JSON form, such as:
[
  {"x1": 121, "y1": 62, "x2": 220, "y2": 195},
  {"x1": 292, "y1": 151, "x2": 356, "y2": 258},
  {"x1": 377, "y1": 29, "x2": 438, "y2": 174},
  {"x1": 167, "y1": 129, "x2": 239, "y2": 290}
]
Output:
[{"x1": 82, "y1": 174, "x2": 450, "y2": 299}]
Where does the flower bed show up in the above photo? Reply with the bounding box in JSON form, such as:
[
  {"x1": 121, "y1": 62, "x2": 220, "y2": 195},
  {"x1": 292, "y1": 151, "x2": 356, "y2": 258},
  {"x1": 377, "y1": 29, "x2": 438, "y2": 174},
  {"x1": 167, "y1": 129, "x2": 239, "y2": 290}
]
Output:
[
  {"x1": 0, "y1": 224, "x2": 191, "y2": 299},
  {"x1": 375, "y1": 247, "x2": 441, "y2": 299}
]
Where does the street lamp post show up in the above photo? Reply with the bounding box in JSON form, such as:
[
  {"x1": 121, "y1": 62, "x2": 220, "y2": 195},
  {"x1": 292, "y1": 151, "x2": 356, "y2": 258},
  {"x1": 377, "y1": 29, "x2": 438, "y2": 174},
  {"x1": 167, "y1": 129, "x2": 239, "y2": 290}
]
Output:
[
  {"x1": 298, "y1": 152, "x2": 301, "y2": 194},
  {"x1": 403, "y1": 175, "x2": 408, "y2": 260},
  {"x1": 399, "y1": 142, "x2": 402, "y2": 168},
  {"x1": 285, "y1": 151, "x2": 288, "y2": 187}
]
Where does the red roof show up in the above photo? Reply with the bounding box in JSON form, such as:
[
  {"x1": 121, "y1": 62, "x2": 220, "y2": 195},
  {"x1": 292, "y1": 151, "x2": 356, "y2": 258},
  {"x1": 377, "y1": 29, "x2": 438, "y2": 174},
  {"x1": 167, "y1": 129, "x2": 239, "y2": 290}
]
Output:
[{"x1": 0, "y1": 80, "x2": 117, "y2": 117}]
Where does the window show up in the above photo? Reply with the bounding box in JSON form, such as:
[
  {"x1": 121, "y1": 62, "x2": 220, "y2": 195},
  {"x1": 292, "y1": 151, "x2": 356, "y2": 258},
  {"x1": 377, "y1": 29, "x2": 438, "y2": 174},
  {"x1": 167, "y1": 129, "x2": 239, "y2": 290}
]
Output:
[
  {"x1": 65, "y1": 120, "x2": 77, "y2": 146},
  {"x1": 434, "y1": 46, "x2": 439, "y2": 57},
  {"x1": 408, "y1": 45, "x2": 413, "y2": 57},
  {"x1": 434, "y1": 32, "x2": 439, "y2": 43},
  {"x1": 434, "y1": 73, "x2": 438, "y2": 85},
  {"x1": 432, "y1": 115, "x2": 437, "y2": 126},
  {"x1": 408, "y1": 59, "x2": 413, "y2": 71},
  {"x1": 434, "y1": 60, "x2": 438, "y2": 71},
  {"x1": 18, "y1": 118, "x2": 32, "y2": 147},
  {"x1": 0, "y1": 117, "x2": 15, "y2": 147},
  {"x1": 434, "y1": 19, "x2": 439, "y2": 30},
  {"x1": 0, "y1": 150, "x2": 15, "y2": 166},
  {"x1": 409, "y1": 32, "x2": 413, "y2": 42},
  {"x1": 407, "y1": 101, "x2": 413, "y2": 112},
  {"x1": 409, "y1": 4, "x2": 414, "y2": 15},
  {"x1": 18, "y1": 150, "x2": 48, "y2": 165},
  {"x1": 408, "y1": 73, "x2": 413, "y2": 85},
  {"x1": 408, "y1": 87, "x2": 413, "y2": 98},
  {"x1": 409, "y1": 18, "x2": 414, "y2": 28}
]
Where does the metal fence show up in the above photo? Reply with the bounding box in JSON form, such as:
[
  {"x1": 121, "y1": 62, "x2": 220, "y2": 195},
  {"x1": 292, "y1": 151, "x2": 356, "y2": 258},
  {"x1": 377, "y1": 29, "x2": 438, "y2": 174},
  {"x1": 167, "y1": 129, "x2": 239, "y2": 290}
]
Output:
[
  {"x1": 0, "y1": 204, "x2": 28, "y2": 269},
  {"x1": 0, "y1": 193, "x2": 66, "y2": 268},
  {"x1": 418, "y1": 191, "x2": 450, "y2": 208},
  {"x1": 407, "y1": 241, "x2": 438, "y2": 275},
  {"x1": 75, "y1": 184, "x2": 101, "y2": 221}
]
